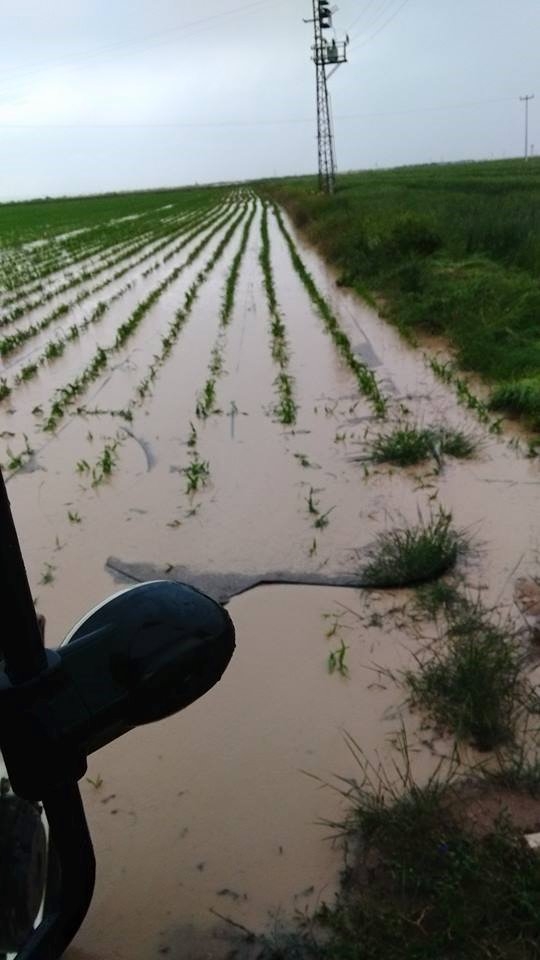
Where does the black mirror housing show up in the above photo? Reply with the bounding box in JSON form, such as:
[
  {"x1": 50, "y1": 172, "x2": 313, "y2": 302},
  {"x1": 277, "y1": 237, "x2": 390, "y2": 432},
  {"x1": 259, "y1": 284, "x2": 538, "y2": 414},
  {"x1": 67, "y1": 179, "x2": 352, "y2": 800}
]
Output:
[{"x1": 0, "y1": 581, "x2": 235, "y2": 799}]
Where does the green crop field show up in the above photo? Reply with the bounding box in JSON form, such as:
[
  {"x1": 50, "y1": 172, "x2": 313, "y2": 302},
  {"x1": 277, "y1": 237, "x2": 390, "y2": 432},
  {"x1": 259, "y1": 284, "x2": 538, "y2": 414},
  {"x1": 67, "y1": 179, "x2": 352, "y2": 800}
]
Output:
[{"x1": 263, "y1": 158, "x2": 540, "y2": 429}]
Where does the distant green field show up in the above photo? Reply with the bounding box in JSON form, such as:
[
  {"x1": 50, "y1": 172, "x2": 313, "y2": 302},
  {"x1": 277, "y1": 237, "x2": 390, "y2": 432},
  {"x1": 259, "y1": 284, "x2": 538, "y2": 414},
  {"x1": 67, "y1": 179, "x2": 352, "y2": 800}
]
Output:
[{"x1": 263, "y1": 159, "x2": 540, "y2": 429}]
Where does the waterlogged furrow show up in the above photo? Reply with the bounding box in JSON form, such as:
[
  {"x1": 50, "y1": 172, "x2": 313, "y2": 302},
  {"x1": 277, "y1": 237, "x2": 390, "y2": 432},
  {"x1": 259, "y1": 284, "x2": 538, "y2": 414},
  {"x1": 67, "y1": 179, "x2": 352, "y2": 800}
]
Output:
[
  {"x1": 270, "y1": 203, "x2": 387, "y2": 417},
  {"x1": 40, "y1": 203, "x2": 247, "y2": 432},
  {"x1": 0, "y1": 200, "x2": 231, "y2": 358},
  {"x1": 83, "y1": 205, "x2": 251, "y2": 486},
  {"x1": 195, "y1": 201, "x2": 257, "y2": 419},
  {"x1": 259, "y1": 201, "x2": 298, "y2": 426}
]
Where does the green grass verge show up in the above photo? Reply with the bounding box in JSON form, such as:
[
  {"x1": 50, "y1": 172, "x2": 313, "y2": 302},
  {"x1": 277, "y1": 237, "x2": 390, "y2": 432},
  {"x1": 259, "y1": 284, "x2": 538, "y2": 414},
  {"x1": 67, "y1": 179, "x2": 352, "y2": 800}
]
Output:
[{"x1": 261, "y1": 159, "x2": 540, "y2": 430}]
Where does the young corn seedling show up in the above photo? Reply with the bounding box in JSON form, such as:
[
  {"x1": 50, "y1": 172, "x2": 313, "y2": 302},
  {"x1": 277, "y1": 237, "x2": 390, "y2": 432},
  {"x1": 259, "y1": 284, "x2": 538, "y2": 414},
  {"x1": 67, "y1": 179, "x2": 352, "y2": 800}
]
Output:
[
  {"x1": 40, "y1": 562, "x2": 56, "y2": 586},
  {"x1": 183, "y1": 456, "x2": 210, "y2": 494},
  {"x1": 314, "y1": 507, "x2": 334, "y2": 530},
  {"x1": 327, "y1": 639, "x2": 349, "y2": 677}
]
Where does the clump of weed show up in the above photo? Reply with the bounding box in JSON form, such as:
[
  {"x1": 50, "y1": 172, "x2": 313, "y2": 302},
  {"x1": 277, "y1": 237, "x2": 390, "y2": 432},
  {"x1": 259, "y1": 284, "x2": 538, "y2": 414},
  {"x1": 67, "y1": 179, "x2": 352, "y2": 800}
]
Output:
[
  {"x1": 414, "y1": 579, "x2": 462, "y2": 618},
  {"x1": 487, "y1": 741, "x2": 540, "y2": 796},
  {"x1": 361, "y1": 510, "x2": 465, "y2": 587},
  {"x1": 406, "y1": 598, "x2": 523, "y2": 750},
  {"x1": 437, "y1": 426, "x2": 477, "y2": 458},
  {"x1": 0, "y1": 378, "x2": 11, "y2": 401},
  {"x1": 367, "y1": 424, "x2": 477, "y2": 467}
]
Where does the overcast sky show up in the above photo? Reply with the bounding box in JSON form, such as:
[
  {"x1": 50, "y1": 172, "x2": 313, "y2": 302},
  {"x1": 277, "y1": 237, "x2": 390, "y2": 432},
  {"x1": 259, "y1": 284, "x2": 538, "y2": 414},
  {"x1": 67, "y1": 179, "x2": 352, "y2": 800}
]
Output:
[{"x1": 1, "y1": 0, "x2": 539, "y2": 200}]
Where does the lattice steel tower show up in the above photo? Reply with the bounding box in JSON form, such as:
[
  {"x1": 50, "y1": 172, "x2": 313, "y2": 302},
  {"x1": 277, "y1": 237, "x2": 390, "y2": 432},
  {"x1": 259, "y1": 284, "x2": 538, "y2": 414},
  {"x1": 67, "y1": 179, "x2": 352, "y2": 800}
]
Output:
[{"x1": 308, "y1": 1, "x2": 348, "y2": 194}]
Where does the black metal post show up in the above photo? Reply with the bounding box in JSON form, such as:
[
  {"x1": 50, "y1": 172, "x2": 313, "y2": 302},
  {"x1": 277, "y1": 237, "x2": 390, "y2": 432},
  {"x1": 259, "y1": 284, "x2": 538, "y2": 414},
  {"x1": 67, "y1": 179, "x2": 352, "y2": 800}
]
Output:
[{"x1": 0, "y1": 468, "x2": 47, "y2": 683}]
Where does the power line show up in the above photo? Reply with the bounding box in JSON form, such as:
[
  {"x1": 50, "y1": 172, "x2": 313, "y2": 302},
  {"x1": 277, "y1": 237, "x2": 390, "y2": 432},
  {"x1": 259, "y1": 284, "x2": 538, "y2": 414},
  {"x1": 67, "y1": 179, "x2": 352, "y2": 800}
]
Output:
[
  {"x1": 351, "y1": 0, "x2": 412, "y2": 47},
  {"x1": 350, "y1": 0, "x2": 401, "y2": 40},
  {"x1": 345, "y1": 0, "x2": 381, "y2": 33}
]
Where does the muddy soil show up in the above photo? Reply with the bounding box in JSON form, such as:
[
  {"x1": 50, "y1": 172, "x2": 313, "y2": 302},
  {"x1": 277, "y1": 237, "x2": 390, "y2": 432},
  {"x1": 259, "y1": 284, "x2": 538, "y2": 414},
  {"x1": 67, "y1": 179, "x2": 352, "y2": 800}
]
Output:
[{"x1": 2, "y1": 194, "x2": 539, "y2": 958}]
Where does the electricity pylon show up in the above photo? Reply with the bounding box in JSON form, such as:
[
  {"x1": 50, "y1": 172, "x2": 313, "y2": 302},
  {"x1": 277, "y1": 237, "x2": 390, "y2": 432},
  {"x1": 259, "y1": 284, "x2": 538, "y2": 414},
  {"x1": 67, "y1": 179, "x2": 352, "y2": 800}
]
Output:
[{"x1": 307, "y1": 1, "x2": 348, "y2": 194}]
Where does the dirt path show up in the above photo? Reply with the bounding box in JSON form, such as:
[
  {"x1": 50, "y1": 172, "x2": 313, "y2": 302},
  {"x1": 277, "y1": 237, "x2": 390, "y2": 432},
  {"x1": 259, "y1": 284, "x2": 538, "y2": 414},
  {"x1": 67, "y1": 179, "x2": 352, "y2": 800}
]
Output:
[{"x1": 2, "y1": 193, "x2": 540, "y2": 959}]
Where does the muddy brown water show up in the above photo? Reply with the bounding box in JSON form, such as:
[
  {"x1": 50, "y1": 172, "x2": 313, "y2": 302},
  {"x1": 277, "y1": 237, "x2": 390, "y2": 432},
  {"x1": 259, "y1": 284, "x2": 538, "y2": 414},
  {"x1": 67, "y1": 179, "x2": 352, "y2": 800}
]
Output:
[{"x1": 2, "y1": 195, "x2": 539, "y2": 957}]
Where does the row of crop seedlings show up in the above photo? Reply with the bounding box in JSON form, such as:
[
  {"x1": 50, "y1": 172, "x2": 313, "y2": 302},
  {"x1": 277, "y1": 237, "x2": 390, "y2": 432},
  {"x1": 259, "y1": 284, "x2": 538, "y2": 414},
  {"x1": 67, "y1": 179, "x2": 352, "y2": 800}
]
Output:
[
  {"x1": 4, "y1": 195, "x2": 232, "y2": 334},
  {"x1": 0, "y1": 226, "x2": 157, "y2": 320},
  {"x1": 260, "y1": 200, "x2": 388, "y2": 544},
  {"x1": 0, "y1": 219, "x2": 165, "y2": 323},
  {"x1": 0, "y1": 198, "x2": 232, "y2": 362},
  {"x1": 0, "y1": 202, "x2": 211, "y2": 329},
  {"x1": 0, "y1": 200, "x2": 238, "y2": 407},
  {"x1": 0, "y1": 196, "x2": 206, "y2": 308},
  {"x1": 0, "y1": 206, "x2": 210, "y2": 326},
  {"x1": 270, "y1": 202, "x2": 388, "y2": 419},
  {"x1": 80, "y1": 203, "x2": 252, "y2": 488},
  {"x1": 0, "y1": 212, "x2": 152, "y2": 298},
  {"x1": 194, "y1": 200, "x2": 257, "y2": 420},
  {"x1": 38, "y1": 200, "x2": 249, "y2": 436},
  {"x1": 258, "y1": 200, "x2": 298, "y2": 426}
]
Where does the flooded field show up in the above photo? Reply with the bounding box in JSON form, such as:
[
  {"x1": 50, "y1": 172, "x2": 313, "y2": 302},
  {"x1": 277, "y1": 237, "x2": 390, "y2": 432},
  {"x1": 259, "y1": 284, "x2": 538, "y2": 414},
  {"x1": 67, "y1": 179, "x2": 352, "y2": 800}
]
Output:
[{"x1": 2, "y1": 189, "x2": 540, "y2": 958}]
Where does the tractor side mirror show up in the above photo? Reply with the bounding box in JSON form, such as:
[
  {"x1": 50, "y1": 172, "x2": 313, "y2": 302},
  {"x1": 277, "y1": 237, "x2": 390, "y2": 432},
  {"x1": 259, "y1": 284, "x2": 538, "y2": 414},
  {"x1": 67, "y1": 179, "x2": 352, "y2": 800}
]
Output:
[{"x1": 59, "y1": 580, "x2": 235, "y2": 755}]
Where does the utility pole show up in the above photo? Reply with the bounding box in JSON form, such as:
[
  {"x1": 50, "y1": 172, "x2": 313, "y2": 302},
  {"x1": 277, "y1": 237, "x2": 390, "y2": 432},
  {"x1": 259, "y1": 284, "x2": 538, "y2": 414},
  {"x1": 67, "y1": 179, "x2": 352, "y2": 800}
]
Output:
[
  {"x1": 305, "y1": 1, "x2": 348, "y2": 194},
  {"x1": 520, "y1": 94, "x2": 535, "y2": 160}
]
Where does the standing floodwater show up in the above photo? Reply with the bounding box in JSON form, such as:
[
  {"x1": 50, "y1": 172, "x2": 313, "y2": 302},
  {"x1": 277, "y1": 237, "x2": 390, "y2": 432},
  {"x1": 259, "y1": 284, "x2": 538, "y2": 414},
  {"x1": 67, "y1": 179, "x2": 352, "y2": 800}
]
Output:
[{"x1": 1, "y1": 191, "x2": 539, "y2": 958}]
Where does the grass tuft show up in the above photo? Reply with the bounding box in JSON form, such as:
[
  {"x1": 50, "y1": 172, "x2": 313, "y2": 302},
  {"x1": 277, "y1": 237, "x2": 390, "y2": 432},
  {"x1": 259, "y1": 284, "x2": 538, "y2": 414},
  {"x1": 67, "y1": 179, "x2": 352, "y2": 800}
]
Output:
[
  {"x1": 406, "y1": 597, "x2": 524, "y2": 749},
  {"x1": 361, "y1": 510, "x2": 465, "y2": 587},
  {"x1": 368, "y1": 424, "x2": 477, "y2": 466},
  {"x1": 258, "y1": 725, "x2": 540, "y2": 960}
]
